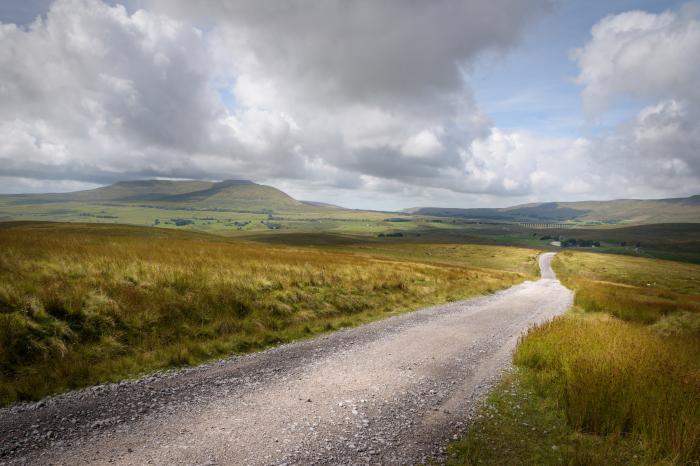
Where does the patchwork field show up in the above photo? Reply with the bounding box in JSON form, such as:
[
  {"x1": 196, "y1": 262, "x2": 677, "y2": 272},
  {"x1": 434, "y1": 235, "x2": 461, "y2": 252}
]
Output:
[
  {"x1": 3, "y1": 186, "x2": 699, "y2": 267},
  {"x1": 0, "y1": 222, "x2": 537, "y2": 406},
  {"x1": 450, "y1": 251, "x2": 700, "y2": 465}
]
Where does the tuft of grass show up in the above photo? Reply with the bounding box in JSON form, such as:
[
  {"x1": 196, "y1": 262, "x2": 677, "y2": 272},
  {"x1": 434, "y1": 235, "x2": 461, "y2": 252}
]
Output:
[
  {"x1": 651, "y1": 311, "x2": 700, "y2": 337},
  {"x1": 0, "y1": 223, "x2": 536, "y2": 406}
]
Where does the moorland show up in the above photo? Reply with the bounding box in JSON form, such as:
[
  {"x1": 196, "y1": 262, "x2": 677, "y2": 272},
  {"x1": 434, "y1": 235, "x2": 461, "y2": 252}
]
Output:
[
  {"x1": 0, "y1": 221, "x2": 537, "y2": 405},
  {"x1": 1, "y1": 180, "x2": 699, "y2": 465}
]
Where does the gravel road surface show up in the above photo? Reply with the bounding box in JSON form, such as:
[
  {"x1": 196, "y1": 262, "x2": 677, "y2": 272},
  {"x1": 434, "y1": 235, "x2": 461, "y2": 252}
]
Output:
[{"x1": 0, "y1": 252, "x2": 572, "y2": 465}]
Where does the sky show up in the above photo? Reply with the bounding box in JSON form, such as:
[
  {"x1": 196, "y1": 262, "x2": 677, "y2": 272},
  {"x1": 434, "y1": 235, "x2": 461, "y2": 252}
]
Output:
[{"x1": 0, "y1": 0, "x2": 698, "y2": 210}]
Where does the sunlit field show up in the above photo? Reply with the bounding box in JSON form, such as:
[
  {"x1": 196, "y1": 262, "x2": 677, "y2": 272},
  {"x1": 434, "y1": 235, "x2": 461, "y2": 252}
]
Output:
[
  {"x1": 450, "y1": 251, "x2": 700, "y2": 465},
  {"x1": 0, "y1": 222, "x2": 537, "y2": 406}
]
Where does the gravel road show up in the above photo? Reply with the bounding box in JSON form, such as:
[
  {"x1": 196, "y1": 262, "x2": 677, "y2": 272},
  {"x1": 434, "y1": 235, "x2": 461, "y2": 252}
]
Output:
[{"x1": 0, "y1": 252, "x2": 572, "y2": 466}]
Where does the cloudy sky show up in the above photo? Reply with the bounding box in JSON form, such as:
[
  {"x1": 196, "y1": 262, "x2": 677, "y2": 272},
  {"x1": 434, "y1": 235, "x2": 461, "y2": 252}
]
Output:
[{"x1": 0, "y1": 0, "x2": 698, "y2": 209}]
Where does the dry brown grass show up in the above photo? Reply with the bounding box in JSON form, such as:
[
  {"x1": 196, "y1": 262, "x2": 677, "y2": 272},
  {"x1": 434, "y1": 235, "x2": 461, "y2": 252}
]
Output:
[
  {"x1": 554, "y1": 250, "x2": 700, "y2": 330},
  {"x1": 0, "y1": 222, "x2": 535, "y2": 405}
]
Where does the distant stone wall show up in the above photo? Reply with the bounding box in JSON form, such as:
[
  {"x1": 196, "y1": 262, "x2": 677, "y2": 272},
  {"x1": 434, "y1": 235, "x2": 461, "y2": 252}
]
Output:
[{"x1": 519, "y1": 223, "x2": 574, "y2": 229}]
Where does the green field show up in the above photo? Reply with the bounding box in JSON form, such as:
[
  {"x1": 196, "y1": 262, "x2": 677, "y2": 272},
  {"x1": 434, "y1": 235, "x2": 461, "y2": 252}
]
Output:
[
  {"x1": 0, "y1": 222, "x2": 537, "y2": 406},
  {"x1": 449, "y1": 251, "x2": 700, "y2": 465},
  {"x1": 2, "y1": 181, "x2": 698, "y2": 266},
  {"x1": 0, "y1": 180, "x2": 407, "y2": 235},
  {"x1": 0, "y1": 196, "x2": 396, "y2": 235}
]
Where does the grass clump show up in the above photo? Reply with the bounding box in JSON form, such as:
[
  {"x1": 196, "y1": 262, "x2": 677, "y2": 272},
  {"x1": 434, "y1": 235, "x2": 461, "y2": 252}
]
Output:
[
  {"x1": 516, "y1": 312, "x2": 700, "y2": 463},
  {"x1": 0, "y1": 222, "x2": 535, "y2": 406},
  {"x1": 447, "y1": 369, "x2": 646, "y2": 466},
  {"x1": 450, "y1": 251, "x2": 700, "y2": 465}
]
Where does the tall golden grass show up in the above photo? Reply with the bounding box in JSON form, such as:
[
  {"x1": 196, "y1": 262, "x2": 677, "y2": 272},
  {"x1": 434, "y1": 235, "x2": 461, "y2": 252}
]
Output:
[
  {"x1": 515, "y1": 313, "x2": 700, "y2": 463},
  {"x1": 511, "y1": 251, "x2": 700, "y2": 463},
  {"x1": 0, "y1": 223, "x2": 533, "y2": 405},
  {"x1": 554, "y1": 250, "x2": 700, "y2": 333},
  {"x1": 569, "y1": 277, "x2": 700, "y2": 325}
]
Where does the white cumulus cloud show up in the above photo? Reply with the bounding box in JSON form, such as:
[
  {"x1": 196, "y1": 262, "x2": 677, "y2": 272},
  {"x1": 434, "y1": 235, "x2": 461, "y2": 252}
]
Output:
[{"x1": 0, "y1": 0, "x2": 697, "y2": 207}]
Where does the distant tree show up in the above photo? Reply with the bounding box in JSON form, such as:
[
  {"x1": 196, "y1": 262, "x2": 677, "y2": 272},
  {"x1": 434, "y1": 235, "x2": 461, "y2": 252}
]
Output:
[
  {"x1": 561, "y1": 238, "x2": 578, "y2": 247},
  {"x1": 172, "y1": 218, "x2": 194, "y2": 226}
]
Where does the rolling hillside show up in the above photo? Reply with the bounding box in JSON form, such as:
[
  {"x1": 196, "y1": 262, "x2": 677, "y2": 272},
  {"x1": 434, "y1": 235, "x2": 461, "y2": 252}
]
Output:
[
  {"x1": 4, "y1": 179, "x2": 304, "y2": 211},
  {"x1": 407, "y1": 195, "x2": 700, "y2": 225},
  {"x1": 1, "y1": 181, "x2": 698, "y2": 233},
  {"x1": 0, "y1": 179, "x2": 349, "y2": 232}
]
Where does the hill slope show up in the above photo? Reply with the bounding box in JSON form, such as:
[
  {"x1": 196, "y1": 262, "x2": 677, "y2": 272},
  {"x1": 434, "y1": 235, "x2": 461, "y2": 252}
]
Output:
[
  {"x1": 155, "y1": 180, "x2": 303, "y2": 210},
  {"x1": 3, "y1": 179, "x2": 306, "y2": 212},
  {"x1": 10, "y1": 180, "x2": 214, "y2": 203},
  {"x1": 407, "y1": 195, "x2": 700, "y2": 224}
]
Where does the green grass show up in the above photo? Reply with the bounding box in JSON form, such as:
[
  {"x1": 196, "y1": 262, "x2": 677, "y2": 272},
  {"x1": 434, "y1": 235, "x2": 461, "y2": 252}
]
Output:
[
  {"x1": 449, "y1": 252, "x2": 700, "y2": 465},
  {"x1": 447, "y1": 367, "x2": 647, "y2": 466},
  {"x1": 553, "y1": 251, "x2": 700, "y2": 326},
  {"x1": 2, "y1": 192, "x2": 699, "y2": 265},
  {"x1": 0, "y1": 222, "x2": 537, "y2": 406},
  {"x1": 0, "y1": 197, "x2": 401, "y2": 235}
]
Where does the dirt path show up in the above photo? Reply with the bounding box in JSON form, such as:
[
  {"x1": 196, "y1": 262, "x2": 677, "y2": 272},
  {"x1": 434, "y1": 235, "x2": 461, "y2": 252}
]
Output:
[{"x1": 0, "y1": 252, "x2": 571, "y2": 466}]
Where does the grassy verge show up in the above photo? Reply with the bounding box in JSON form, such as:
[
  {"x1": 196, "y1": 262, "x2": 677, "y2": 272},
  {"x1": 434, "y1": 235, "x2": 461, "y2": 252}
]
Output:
[
  {"x1": 449, "y1": 251, "x2": 700, "y2": 465},
  {"x1": 0, "y1": 222, "x2": 536, "y2": 406},
  {"x1": 447, "y1": 363, "x2": 648, "y2": 466}
]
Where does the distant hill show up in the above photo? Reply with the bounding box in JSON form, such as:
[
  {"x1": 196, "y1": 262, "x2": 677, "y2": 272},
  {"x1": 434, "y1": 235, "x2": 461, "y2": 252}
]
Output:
[
  {"x1": 3, "y1": 181, "x2": 699, "y2": 226},
  {"x1": 10, "y1": 180, "x2": 214, "y2": 203},
  {"x1": 4, "y1": 179, "x2": 308, "y2": 212},
  {"x1": 300, "y1": 200, "x2": 347, "y2": 209},
  {"x1": 406, "y1": 195, "x2": 700, "y2": 225}
]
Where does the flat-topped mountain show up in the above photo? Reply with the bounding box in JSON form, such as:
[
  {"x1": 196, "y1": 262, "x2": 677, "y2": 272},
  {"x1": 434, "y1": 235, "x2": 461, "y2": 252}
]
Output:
[
  {"x1": 406, "y1": 195, "x2": 700, "y2": 225},
  {"x1": 6, "y1": 179, "x2": 306, "y2": 211}
]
